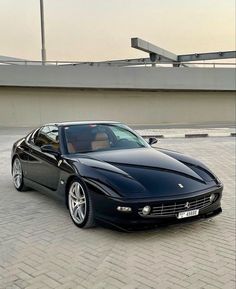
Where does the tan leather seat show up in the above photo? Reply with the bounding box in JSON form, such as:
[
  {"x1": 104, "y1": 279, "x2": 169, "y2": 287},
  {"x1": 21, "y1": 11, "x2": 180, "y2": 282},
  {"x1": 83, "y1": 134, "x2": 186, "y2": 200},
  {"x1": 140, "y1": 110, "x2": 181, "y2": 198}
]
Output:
[
  {"x1": 67, "y1": 131, "x2": 92, "y2": 153},
  {"x1": 91, "y1": 132, "x2": 110, "y2": 151},
  {"x1": 67, "y1": 142, "x2": 76, "y2": 153}
]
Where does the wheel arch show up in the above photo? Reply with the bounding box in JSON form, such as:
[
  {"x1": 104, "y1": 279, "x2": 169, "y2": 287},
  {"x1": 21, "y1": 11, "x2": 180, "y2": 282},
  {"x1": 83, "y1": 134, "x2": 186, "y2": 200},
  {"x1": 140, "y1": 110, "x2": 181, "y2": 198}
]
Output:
[
  {"x1": 65, "y1": 175, "x2": 76, "y2": 207},
  {"x1": 66, "y1": 174, "x2": 96, "y2": 228},
  {"x1": 64, "y1": 174, "x2": 100, "y2": 208},
  {"x1": 65, "y1": 175, "x2": 88, "y2": 207}
]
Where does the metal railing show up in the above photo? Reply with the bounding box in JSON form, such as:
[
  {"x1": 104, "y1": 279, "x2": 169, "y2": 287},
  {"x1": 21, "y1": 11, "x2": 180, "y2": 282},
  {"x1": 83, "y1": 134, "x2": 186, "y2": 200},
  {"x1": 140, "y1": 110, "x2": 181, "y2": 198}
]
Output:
[{"x1": 0, "y1": 59, "x2": 235, "y2": 68}]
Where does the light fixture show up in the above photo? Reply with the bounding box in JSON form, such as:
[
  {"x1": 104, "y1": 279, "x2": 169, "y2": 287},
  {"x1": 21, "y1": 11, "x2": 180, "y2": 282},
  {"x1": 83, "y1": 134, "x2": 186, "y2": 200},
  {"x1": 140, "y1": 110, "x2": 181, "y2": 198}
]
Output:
[
  {"x1": 117, "y1": 206, "x2": 132, "y2": 212},
  {"x1": 209, "y1": 194, "x2": 216, "y2": 203},
  {"x1": 142, "y1": 206, "x2": 151, "y2": 215}
]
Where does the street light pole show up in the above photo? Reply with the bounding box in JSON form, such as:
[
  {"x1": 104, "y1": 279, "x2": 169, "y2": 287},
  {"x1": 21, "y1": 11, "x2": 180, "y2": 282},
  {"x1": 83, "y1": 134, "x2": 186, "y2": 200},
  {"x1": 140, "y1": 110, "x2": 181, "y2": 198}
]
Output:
[{"x1": 40, "y1": 0, "x2": 46, "y2": 64}]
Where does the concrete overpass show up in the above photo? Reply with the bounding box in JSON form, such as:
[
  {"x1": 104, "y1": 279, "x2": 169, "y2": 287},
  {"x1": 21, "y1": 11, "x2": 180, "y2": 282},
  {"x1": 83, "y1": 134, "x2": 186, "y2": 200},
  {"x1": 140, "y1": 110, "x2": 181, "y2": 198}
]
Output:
[{"x1": 0, "y1": 64, "x2": 235, "y2": 127}]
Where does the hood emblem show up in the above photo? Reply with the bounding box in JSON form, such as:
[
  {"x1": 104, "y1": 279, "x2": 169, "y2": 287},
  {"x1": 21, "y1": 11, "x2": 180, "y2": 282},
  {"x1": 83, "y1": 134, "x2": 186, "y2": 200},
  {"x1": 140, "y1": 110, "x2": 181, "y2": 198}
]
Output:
[
  {"x1": 184, "y1": 202, "x2": 190, "y2": 209},
  {"x1": 178, "y1": 183, "x2": 184, "y2": 188}
]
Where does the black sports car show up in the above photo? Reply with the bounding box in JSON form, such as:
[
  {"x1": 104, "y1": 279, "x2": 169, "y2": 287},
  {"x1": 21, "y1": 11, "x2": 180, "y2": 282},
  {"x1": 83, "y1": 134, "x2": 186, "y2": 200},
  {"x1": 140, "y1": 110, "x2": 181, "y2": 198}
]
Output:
[{"x1": 11, "y1": 121, "x2": 223, "y2": 230}]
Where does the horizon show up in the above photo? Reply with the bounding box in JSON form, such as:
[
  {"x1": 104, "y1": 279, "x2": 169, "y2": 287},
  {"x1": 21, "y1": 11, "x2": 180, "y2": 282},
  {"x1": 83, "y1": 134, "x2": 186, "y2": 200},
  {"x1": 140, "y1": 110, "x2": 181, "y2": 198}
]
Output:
[{"x1": 0, "y1": 0, "x2": 235, "y2": 61}]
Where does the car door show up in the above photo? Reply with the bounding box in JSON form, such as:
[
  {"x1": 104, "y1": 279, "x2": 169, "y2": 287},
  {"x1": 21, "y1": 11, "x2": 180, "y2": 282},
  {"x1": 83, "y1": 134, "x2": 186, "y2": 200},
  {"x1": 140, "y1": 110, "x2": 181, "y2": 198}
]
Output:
[{"x1": 26, "y1": 125, "x2": 61, "y2": 191}]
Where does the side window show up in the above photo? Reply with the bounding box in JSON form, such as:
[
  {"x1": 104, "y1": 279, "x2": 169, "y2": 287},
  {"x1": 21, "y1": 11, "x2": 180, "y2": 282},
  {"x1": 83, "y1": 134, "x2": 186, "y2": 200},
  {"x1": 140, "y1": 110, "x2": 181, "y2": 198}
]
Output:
[
  {"x1": 47, "y1": 126, "x2": 59, "y2": 143},
  {"x1": 29, "y1": 129, "x2": 39, "y2": 144},
  {"x1": 34, "y1": 126, "x2": 59, "y2": 151}
]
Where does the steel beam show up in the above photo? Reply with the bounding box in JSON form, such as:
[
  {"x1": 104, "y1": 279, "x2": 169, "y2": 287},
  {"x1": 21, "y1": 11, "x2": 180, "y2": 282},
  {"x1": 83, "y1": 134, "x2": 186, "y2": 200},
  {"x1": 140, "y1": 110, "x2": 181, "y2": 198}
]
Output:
[
  {"x1": 131, "y1": 38, "x2": 236, "y2": 64},
  {"x1": 178, "y1": 51, "x2": 236, "y2": 62},
  {"x1": 131, "y1": 38, "x2": 178, "y2": 62}
]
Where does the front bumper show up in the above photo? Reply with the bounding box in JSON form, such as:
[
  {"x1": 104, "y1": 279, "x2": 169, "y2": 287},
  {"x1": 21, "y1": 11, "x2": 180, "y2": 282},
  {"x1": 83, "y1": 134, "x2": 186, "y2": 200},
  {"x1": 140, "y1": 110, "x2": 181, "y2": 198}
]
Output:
[{"x1": 92, "y1": 186, "x2": 223, "y2": 230}]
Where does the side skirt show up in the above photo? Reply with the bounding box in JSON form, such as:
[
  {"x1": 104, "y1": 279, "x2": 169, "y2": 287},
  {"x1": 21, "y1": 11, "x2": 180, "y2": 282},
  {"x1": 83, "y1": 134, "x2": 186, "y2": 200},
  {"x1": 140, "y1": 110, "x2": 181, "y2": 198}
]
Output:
[{"x1": 24, "y1": 178, "x2": 65, "y2": 203}]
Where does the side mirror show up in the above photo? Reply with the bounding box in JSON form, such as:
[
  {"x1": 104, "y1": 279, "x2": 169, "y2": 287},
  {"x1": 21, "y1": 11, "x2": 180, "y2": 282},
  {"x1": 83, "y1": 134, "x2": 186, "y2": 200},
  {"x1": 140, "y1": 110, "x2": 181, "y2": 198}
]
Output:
[
  {"x1": 41, "y1": 144, "x2": 60, "y2": 156},
  {"x1": 148, "y1": 137, "x2": 158, "y2": 146}
]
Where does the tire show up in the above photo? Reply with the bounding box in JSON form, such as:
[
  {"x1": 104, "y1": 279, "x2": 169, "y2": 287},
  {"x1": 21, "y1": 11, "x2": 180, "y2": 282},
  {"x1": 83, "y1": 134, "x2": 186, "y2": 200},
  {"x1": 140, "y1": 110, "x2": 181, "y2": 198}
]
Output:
[
  {"x1": 67, "y1": 178, "x2": 95, "y2": 228},
  {"x1": 12, "y1": 157, "x2": 27, "y2": 192}
]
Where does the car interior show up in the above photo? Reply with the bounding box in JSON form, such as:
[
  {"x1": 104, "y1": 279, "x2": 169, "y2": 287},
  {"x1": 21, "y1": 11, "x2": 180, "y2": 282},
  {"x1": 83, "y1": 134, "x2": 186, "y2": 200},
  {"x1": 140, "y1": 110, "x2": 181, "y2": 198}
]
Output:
[
  {"x1": 64, "y1": 124, "x2": 145, "y2": 154},
  {"x1": 66, "y1": 126, "x2": 111, "y2": 153}
]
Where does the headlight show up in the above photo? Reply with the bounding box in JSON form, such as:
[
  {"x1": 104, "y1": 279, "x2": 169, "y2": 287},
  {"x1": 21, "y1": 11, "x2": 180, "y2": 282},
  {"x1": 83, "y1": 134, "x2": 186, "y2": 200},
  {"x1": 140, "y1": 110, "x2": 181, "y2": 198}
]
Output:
[{"x1": 216, "y1": 177, "x2": 222, "y2": 185}]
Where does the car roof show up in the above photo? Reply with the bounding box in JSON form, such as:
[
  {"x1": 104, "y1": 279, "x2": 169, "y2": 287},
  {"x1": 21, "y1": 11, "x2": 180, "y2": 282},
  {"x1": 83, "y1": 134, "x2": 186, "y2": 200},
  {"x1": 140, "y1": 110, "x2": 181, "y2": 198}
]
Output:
[{"x1": 45, "y1": 120, "x2": 121, "y2": 127}]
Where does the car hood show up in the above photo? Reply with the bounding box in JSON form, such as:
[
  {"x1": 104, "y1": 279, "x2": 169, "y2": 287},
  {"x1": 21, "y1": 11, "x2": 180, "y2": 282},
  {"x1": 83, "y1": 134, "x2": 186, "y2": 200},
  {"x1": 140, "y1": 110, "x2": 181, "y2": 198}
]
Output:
[
  {"x1": 71, "y1": 148, "x2": 217, "y2": 198},
  {"x1": 87, "y1": 148, "x2": 202, "y2": 181}
]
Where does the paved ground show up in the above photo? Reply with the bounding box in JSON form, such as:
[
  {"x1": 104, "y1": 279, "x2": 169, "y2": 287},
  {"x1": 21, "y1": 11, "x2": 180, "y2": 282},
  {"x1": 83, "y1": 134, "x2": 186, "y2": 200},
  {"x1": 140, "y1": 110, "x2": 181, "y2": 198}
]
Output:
[
  {"x1": 137, "y1": 128, "x2": 235, "y2": 138},
  {"x1": 0, "y1": 131, "x2": 235, "y2": 289}
]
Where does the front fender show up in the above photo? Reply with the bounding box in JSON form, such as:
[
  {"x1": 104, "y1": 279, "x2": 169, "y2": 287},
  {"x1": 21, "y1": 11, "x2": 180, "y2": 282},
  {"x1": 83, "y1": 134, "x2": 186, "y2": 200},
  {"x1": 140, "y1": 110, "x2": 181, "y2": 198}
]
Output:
[{"x1": 158, "y1": 148, "x2": 220, "y2": 183}]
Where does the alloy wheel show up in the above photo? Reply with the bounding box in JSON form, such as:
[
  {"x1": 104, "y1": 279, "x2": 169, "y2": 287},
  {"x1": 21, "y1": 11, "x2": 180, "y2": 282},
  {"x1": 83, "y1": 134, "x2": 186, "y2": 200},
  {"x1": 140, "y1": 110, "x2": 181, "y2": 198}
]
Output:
[
  {"x1": 13, "y1": 158, "x2": 23, "y2": 189},
  {"x1": 68, "y1": 181, "x2": 87, "y2": 224}
]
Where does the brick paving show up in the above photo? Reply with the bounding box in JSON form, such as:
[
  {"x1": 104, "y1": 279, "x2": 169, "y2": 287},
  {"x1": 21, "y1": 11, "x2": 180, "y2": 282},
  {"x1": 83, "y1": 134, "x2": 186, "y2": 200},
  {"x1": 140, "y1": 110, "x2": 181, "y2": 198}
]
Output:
[{"x1": 0, "y1": 132, "x2": 235, "y2": 289}]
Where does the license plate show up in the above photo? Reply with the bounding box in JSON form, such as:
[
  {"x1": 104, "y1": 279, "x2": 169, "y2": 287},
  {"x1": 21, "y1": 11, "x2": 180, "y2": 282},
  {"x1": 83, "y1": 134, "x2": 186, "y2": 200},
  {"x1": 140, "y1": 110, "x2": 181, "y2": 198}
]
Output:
[{"x1": 177, "y1": 209, "x2": 199, "y2": 219}]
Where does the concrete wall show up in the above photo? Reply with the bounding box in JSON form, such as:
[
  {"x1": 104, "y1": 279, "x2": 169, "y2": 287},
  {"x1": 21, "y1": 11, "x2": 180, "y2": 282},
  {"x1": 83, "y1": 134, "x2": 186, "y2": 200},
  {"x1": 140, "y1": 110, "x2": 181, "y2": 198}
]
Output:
[
  {"x1": 0, "y1": 87, "x2": 235, "y2": 127},
  {"x1": 0, "y1": 66, "x2": 235, "y2": 91}
]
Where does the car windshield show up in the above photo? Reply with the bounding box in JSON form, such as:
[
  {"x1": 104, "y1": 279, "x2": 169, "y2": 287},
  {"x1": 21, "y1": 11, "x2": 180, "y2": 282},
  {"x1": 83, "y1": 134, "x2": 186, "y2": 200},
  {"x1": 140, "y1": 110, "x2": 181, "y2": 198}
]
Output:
[{"x1": 63, "y1": 123, "x2": 148, "y2": 154}]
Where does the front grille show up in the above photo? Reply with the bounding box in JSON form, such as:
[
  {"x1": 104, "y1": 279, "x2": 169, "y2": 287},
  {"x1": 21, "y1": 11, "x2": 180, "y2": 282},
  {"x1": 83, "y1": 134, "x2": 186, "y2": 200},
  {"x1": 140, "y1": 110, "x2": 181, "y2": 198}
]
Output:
[{"x1": 138, "y1": 194, "x2": 217, "y2": 217}]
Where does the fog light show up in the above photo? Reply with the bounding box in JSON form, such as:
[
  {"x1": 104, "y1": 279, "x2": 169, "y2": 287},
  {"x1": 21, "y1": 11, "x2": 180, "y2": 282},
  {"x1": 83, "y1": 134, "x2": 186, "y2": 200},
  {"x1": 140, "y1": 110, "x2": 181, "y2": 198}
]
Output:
[
  {"x1": 117, "y1": 206, "x2": 132, "y2": 212},
  {"x1": 209, "y1": 193, "x2": 216, "y2": 203},
  {"x1": 142, "y1": 206, "x2": 151, "y2": 215}
]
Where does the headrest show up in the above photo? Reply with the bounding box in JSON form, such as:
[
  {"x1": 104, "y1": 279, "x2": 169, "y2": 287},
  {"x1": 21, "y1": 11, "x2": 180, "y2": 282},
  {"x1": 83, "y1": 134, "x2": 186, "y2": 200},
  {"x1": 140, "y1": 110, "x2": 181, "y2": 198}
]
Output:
[
  {"x1": 67, "y1": 131, "x2": 92, "y2": 142},
  {"x1": 94, "y1": 132, "x2": 109, "y2": 141}
]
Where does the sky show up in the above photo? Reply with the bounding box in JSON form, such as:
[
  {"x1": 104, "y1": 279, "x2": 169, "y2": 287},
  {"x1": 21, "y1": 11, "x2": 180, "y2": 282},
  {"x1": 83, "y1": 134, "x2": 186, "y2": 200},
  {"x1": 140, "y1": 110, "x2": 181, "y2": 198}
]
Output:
[{"x1": 0, "y1": 0, "x2": 235, "y2": 61}]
